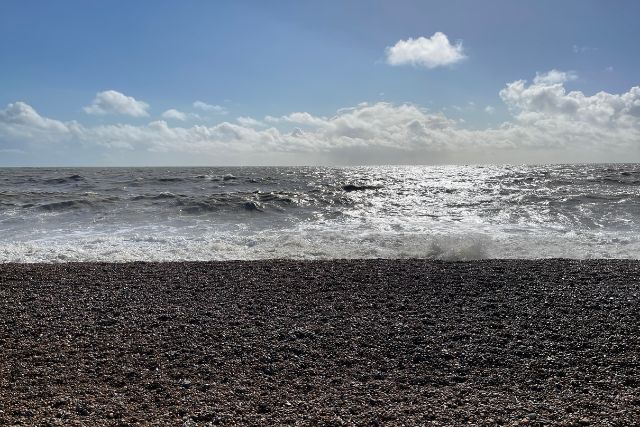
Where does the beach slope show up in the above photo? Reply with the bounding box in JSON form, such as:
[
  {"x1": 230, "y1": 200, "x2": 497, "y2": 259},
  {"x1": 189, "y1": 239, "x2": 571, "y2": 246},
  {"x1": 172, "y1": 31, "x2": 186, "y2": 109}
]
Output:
[{"x1": 1, "y1": 260, "x2": 639, "y2": 425}]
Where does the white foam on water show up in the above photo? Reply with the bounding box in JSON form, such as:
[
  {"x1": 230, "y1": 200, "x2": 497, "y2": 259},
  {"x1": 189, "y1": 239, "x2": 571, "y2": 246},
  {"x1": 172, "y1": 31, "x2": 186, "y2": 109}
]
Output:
[{"x1": 2, "y1": 221, "x2": 640, "y2": 262}]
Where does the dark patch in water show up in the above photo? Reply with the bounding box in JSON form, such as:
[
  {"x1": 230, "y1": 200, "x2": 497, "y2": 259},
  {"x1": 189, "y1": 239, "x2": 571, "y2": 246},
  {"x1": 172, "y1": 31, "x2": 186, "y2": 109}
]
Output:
[
  {"x1": 342, "y1": 184, "x2": 382, "y2": 192},
  {"x1": 242, "y1": 201, "x2": 262, "y2": 211},
  {"x1": 132, "y1": 193, "x2": 177, "y2": 201},
  {"x1": 44, "y1": 174, "x2": 85, "y2": 184}
]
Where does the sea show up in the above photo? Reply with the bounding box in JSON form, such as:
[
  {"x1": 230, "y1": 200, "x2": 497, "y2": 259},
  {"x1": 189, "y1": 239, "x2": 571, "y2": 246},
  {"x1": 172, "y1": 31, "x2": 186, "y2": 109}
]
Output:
[{"x1": 1, "y1": 164, "x2": 639, "y2": 262}]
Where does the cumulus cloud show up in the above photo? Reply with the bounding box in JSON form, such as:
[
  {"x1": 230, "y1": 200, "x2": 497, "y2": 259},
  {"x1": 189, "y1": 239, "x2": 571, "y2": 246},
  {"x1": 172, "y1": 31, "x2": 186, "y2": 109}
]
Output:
[
  {"x1": 1, "y1": 102, "x2": 69, "y2": 132},
  {"x1": 193, "y1": 101, "x2": 227, "y2": 115},
  {"x1": 498, "y1": 71, "x2": 640, "y2": 153},
  {"x1": 84, "y1": 90, "x2": 150, "y2": 117},
  {"x1": 161, "y1": 109, "x2": 188, "y2": 121},
  {"x1": 386, "y1": 32, "x2": 466, "y2": 69},
  {"x1": 3, "y1": 70, "x2": 640, "y2": 164},
  {"x1": 0, "y1": 101, "x2": 78, "y2": 143},
  {"x1": 77, "y1": 102, "x2": 498, "y2": 156},
  {"x1": 82, "y1": 120, "x2": 284, "y2": 153},
  {"x1": 265, "y1": 112, "x2": 330, "y2": 127},
  {"x1": 499, "y1": 70, "x2": 640, "y2": 127},
  {"x1": 236, "y1": 116, "x2": 265, "y2": 127}
]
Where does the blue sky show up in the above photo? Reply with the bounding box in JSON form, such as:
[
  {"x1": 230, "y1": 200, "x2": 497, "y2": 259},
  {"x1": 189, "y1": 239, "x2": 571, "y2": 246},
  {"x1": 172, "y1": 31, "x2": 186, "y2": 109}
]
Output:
[{"x1": 1, "y1": 0, "x2": 640, "y2": 166}]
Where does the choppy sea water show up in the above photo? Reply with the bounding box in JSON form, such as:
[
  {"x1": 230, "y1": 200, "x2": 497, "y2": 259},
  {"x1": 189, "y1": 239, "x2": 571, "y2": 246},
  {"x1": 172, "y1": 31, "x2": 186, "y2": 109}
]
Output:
[{"x1": 1, "y1": 165, "x2": 640, "y2": 262}]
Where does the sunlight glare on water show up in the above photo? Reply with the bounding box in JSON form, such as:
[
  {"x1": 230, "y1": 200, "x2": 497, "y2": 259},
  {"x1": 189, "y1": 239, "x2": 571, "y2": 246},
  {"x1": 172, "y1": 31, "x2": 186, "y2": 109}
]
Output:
[{"x1": 1, "y1": 164, "x2": 640, "y2": 262}]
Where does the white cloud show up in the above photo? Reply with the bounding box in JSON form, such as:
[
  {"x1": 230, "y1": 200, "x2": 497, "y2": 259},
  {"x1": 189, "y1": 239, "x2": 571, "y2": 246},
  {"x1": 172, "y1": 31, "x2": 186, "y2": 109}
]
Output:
[
  {"x1": 161, "y1": 109, "x2": 188, "y2": 121},
  {"x1": 385, "y1": 32, "x2": 466, "y2": 69},
  {"x1": 84, "y1": 90, "x2": 150, "y2": 117},
  {"x1": 533, "y1": 69, "x2": 577, "y2": 85},
  {"x1": 3, "y1": 70, "x2": 640, "y2": 164},
  {"x1": 193, "y1": 101, "x2": 227, "y2": 115},
  {"x1": 265, "y1": 112, "x2": 329, "y2": 127},
  {"x1": 236, "y1": 116, "x2": 265, "y2": 127},
  {"x1": 498, "y1": 71, "x2": 640, "y2": 153},
  {"x1": 1, "y1": 102, "x2": 69, "y2": 132},
  {"x1": 82, "y1": 120, "x2": 283, "y2": 153},
  {"x1": 499, "y1": 70, "x2": 640, "y2": 126},
  {"x1": 485, "y1": 106, "x2": 495, "y2": 114},
  {"x1": 0, "y1": 102, "x2": 78, "y2": 143}
]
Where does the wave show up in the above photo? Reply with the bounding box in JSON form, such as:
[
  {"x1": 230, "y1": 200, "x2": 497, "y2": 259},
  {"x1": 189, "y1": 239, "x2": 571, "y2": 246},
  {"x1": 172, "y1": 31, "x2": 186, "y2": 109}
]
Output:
[
  {"x1": 37, "y1": 197, "x2": 120, "y2": 212},
  {"x1": 175, "y1": 197, "x2": 265, "y2": 214},
  {"x1": 256, "y1": 192, "x2": 294, "y2": 204},
  {"x1": 131, "y1": 192, "x2": 179, "y2": 201},
  {"x1": 4, "y1": 226, "x2": 640, "y2": 263},
  {"x1": 42, "y1": 174, "x2": 85, "y2": 184},
  {"x1": 6, "y1": 190, "x2": 325, "y2": 216},
  {"x1": 157, "y1": 177, "x2": 184, "y2": 182},
  {"x1": 0, "y1": 231, "x2": 493, "y2": 262}
]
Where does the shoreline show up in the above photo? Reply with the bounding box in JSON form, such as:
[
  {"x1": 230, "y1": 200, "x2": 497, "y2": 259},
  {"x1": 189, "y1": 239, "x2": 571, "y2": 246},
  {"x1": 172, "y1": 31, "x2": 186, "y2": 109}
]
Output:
[
  {"x1": 3, "y1": 256, "x2": 640, "y2": 265},
  {"x1": 1, "y1": 259, "x2": 639, "y2": 425}
]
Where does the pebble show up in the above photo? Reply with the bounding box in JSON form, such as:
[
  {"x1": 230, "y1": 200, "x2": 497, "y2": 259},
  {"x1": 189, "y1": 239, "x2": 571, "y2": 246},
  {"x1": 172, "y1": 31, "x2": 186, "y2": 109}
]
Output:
[{"x1": 1, "y1": 260, "x2": 638, "y2": 425}]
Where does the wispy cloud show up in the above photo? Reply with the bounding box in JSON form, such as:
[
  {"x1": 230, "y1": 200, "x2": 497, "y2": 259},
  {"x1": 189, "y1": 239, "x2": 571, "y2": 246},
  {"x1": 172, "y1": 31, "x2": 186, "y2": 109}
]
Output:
[
  {"x1": 572, "y1": 44, "x2": 597, "y2": 54},
  {"x1": 533, "y1": 69, "x2": 577, "y2": 85},
  {"x1": 193, "y1": 101, "x2": 227, "y2": 115}
]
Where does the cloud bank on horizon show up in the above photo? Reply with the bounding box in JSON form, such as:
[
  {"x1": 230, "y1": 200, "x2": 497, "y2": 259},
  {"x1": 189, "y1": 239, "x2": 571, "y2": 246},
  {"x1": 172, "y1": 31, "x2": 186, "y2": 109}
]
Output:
[
  {"x1": 1, "y1": 0, "x2": 639, "y2": 167},
  {"x1": 2, "y1": 66, "x2": 639, "y2": 165}
]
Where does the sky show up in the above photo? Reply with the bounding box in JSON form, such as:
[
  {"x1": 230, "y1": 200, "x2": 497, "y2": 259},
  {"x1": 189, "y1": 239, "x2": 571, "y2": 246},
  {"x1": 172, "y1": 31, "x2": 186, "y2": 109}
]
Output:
[{"x1": 1, "y1": 0, "x2": 640, "y2": 166}]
